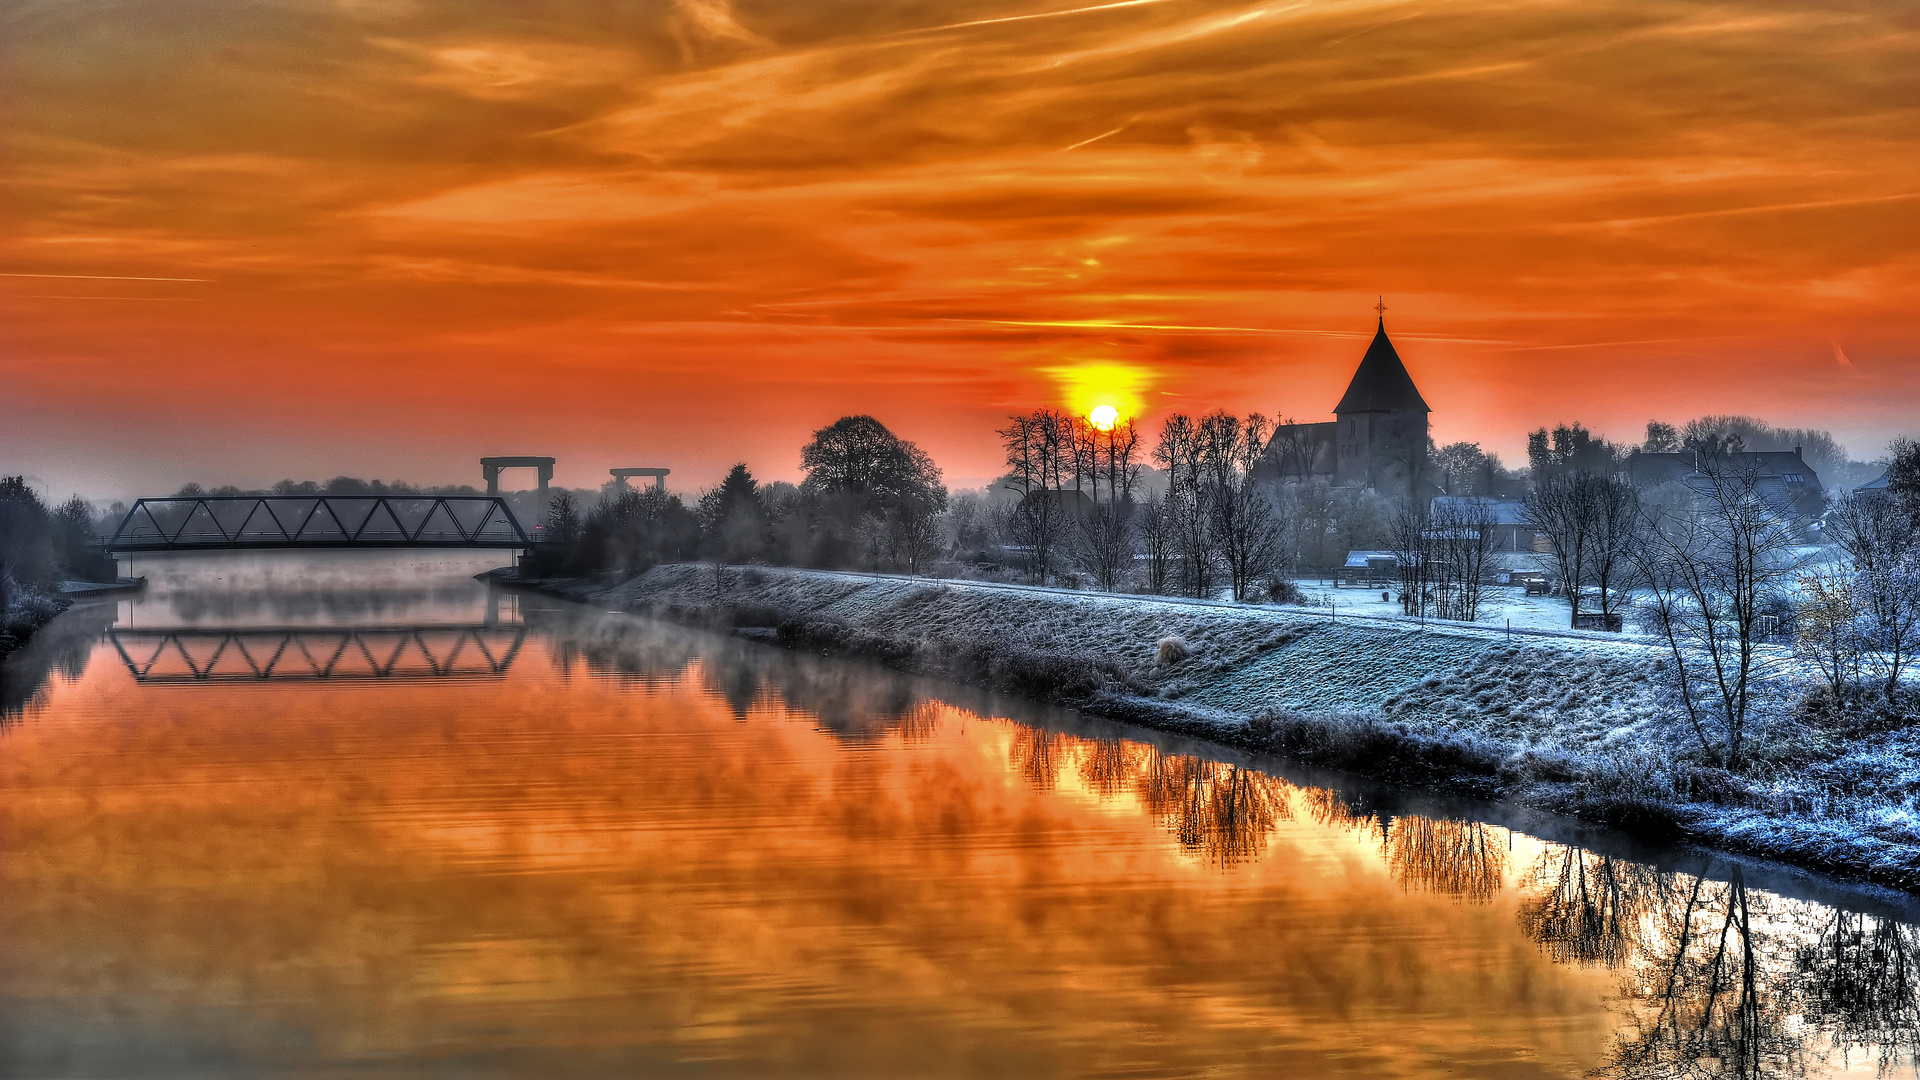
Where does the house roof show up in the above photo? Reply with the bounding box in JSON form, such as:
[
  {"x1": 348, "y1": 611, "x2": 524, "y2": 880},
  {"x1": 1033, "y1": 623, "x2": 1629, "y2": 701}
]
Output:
[
  {"x1": 1334, "y1": 320, "x2": 1430, "y2": 415},
  {"x1": 1343, "y1": 550, "x2": 1398, "y2": 567},
  {"x1": 1430, "y1": 496, "x2": 1528, "y2": 525},
  {"x1": 1626, "y1": 451, "x2": 1822, "y2": 490}
]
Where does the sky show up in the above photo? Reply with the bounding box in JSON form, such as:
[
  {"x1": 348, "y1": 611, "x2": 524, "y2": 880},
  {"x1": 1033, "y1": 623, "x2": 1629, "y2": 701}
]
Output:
[{"x1": 2, "y1": 0, "x2": 1916, "y2": 499}]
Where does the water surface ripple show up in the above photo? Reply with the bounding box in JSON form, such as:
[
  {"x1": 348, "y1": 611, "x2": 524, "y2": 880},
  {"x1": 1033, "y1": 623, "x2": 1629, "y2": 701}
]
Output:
[{"x1": 1, "y1": 554, "x2": 1914, "y2": 1078}]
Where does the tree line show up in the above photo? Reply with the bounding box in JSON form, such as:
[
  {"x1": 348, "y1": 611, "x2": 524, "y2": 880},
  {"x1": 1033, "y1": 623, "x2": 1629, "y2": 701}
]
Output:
[
  {"x1": 0, "y1": 477, "x2": 107, "y2": 649},
  {"x1": 1516, "y1": 439, "x2": 1920, "y2": 769}
]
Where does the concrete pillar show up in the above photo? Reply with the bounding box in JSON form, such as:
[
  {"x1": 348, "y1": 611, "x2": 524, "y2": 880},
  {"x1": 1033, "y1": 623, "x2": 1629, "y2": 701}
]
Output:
[
  {"x1": 484, "y1": 464, "x2": 500, "y2": 496},
  {"x1": 537, "y1": 463, "x2": 552, "y2": 503}
]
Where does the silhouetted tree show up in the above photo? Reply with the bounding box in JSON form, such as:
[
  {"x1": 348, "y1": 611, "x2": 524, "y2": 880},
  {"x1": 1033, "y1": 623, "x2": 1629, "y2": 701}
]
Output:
[
  {"x1": 1642, "y1": 420, "x2": 1682, "y2": 454},
  {"x1": 49, "y1": 495, "x2": 96, "y2": 577},
  {"x1": 1527, "y1": 422, "x2": 1622, "y2": 481},
  {"x1": 1433, "y1": 440, "x2": 1504, "y2": 495},
  {"x1": 1000, "y1": 410, "x2": 1076, "y2": 584},
  {"x1": 1887, "y1": 436, "x2": 1920, "y2": 515},
  {"x1": 0, "y1": 477, "x2": 56, "y2": 614},
  {"x1": 583, "y1": 486, "x2": 700, "y2": 572},
  {"x1": 800, "y1": 415, "x2": 946, "y2": 571},
  {"x1": 698, "y1": 463, "x2": 769, "y2": 564},
  {"x1": 1199, "y1": 412, "x2": 1286, "y2": 602}
]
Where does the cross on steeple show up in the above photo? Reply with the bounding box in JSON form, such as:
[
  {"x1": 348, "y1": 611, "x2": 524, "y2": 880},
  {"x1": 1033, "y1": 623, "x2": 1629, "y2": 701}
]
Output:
[{"x1": 1374, "y1": 296, "x2": 1387, "y2": 320}]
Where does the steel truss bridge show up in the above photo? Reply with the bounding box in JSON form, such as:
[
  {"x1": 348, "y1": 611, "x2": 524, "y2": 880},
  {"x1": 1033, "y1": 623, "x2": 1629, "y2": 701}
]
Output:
[
  {"x1": 108, "y1": 625, "x2": 528, "y2": 683},
  {"x1": 103, "y1": 496, "x2": 531, "y2": 553}
]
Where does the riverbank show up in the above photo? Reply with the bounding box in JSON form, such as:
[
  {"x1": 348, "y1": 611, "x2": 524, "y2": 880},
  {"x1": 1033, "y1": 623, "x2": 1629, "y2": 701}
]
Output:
[
  {"x1": 510, "y1": 563, "x2": 1920, "y2": 892},
  {"x1": 0, "y1": 587, "x2": 69, "y2": 664}
]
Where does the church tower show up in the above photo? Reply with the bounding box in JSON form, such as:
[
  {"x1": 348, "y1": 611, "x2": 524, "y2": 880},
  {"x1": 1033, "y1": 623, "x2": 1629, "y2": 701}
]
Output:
[{"x1": 1333, "y1": 311, "x2": 1429, "y2": 496}]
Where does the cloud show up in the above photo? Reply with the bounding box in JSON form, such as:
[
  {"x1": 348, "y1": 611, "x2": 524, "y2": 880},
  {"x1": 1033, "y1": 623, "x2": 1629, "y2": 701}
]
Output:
[
  {"x1": 672, "y1": 0, "x2": 771, "y2": 54},
  {"x1": 4, "y1": 0, "x2": 1919, "y2": 490}
]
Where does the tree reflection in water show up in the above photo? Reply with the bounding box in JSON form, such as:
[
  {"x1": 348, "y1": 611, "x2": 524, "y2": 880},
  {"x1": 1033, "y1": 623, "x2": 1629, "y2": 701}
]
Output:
[
  {"x1": 2, "y1": 601, "x2": 111, "y2": 721},
  {"x1": 1011, "y1": 727, "x2": 1069, "y2": 789},
  {"x1": 1519, "y1": 848, "x2": 1669, "y2": 968},
  {"x1": 1385, "y1": 816, "x2": 1508, "y2": 902},
  {"x1": 1510, "y1": 844, "x2": 1920, "y2": 1079},
  {"x1": 1795, "y1": 908, "x2": 1920, "y2": 1075},
  {"x1": 1597, "y1": 871, "x2": 1806, "y2": 1079},
  {"x1": 534, "y1": 606, "x2": 1920, "y2": 1077},
  {"x1": 1076, "y1": 736, "x2": 1146, "y2": 798}
]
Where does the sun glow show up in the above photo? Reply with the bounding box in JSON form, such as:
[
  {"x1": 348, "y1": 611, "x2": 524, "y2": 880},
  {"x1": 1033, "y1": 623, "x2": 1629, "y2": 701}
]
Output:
[
  {"x1": 1045, "y1": 362, "x2": 1152, "y2": 423},
  {"x1": 1088, "y1": 404, "x2": 1119, "y2": 431}
]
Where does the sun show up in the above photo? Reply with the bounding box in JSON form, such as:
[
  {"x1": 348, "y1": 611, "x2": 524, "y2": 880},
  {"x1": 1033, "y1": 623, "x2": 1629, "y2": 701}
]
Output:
[{"x1": 1088, "y1": 404, "x2": 1119, "y2": 431}]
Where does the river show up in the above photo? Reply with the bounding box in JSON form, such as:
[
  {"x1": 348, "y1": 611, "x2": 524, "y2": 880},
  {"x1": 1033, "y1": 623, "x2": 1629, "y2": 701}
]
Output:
[{"x1": 1, "y1": 553, "x2": 1914, "y2": 1078}]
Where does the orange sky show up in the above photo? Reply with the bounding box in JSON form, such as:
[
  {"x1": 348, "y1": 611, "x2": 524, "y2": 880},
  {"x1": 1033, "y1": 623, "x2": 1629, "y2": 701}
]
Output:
[{"x1": 3, "y1": 0, "x2": 1916, "y2": 497}]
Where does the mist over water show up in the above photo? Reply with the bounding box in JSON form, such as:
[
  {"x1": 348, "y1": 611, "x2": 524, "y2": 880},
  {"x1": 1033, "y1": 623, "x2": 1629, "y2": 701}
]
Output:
[{"x1": 2, "y1": 554, "x2": 1917, "y2": 1077}]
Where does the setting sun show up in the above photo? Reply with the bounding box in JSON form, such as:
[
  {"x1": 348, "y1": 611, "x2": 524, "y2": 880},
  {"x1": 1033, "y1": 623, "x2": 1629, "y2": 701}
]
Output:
[{"x1": 1088, "y1": 404, "x2": 1119, "y2": 431}]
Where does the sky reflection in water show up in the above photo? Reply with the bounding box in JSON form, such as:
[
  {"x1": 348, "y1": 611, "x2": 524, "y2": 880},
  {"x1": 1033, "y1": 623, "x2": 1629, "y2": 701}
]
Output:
[{"x1": 1, "y1": 559, "x2": 1916, "y2": 1078}]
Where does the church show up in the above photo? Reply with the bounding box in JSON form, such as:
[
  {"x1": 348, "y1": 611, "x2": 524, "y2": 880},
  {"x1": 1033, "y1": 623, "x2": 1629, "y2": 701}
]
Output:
[{"x1": 1259, "y1": 313, "x2": 1431, "y2": 499}]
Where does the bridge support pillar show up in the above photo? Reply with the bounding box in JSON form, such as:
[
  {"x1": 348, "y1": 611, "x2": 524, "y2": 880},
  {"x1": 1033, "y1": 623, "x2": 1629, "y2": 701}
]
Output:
[
  {"x1": 609, "y1": 467, "x2": 670, "y2": 494},
  {"x1": 480, "y1": 456, "x2": 557, "y2": 503}
]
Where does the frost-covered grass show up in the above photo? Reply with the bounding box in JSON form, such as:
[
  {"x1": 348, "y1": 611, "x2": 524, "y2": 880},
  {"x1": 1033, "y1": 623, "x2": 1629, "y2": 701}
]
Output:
[
  {"x1": 537, "y1": 563, "x2": 1920, "y2": 892},
  {"x1": 0, "y1": 584, "x2": 66, "y2": 661}
]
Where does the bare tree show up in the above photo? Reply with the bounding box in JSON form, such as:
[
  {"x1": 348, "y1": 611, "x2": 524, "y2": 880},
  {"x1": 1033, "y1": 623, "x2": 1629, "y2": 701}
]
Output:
[
  {"x1": 1068, "y1": 414, "x2": 1143, "y2": 591},
  {"x1": 1428, "y1": 498, "x2": 1500, "y2": 621},
  {"x1": 1201, "y1": 412, "x2": 1286, "y2": 602},
  {"x1": 1265, "y1": 418, "x2": 1321, "y2": 482},
  {"x1": 1070, "y1": 500, "x2": 1132, "y2": 591},
  {"x1": 1856, "y1": 552, "x2": 1920, "y2": 704},
  {"x1": 1793, "y1": 564, "x2": 1861, "y2": 691},
  {"x1": 1525, "y1": 471, "x2": 1640, "y2": 627},
  {"x1": 1154, "y1": 413, "x2": 1218, "y2": 598},
  {"x1": 1139, "y1": 493, "x2": 1177, "y2": 595},
  {"x1": 1824, "y1": 475, "x2": 1920, "y2": 703},
  {"x1": 1631, "y1": 457, "x2": 1803, "y2": 770},
  {"x1": 999, "y1": 410, "x2": 1074, "y2": 584}
]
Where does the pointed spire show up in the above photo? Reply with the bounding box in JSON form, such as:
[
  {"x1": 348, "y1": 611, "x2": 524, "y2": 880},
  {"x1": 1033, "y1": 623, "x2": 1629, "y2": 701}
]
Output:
[{"x1": 1334, "y1": 312, "x2": 1429, "y2": 415}]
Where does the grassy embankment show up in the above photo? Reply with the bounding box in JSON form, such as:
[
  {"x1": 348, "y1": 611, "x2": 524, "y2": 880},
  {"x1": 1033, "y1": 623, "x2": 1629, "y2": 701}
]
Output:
[
  {"x1": 0, "y1": 588, "x2": 67, "y2": 663},
  {"x1": 527, "y1": 563, "x2": 1920, "y2": 892}
]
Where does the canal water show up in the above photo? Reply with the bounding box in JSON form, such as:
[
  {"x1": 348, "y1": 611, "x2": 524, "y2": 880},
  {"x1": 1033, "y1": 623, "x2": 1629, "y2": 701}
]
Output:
[{"x1": 2, "y1": 553, "x2": 1915, "y2": 1078}]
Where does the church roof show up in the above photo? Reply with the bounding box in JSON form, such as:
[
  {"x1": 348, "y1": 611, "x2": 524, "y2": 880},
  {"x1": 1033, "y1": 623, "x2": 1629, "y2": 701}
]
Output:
[{"x1": 1334, "y1": 320, "x2": 1430, "y2": 415}]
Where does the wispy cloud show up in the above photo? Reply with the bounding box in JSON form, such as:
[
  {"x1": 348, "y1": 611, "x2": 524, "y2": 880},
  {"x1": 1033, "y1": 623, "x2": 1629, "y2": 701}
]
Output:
[
  {"x1": 5, "y1": 0, "x2": 1918, "y2": 489},
  {"x1": 1, "y1": 272, "x2": 211, "y2": 282}
]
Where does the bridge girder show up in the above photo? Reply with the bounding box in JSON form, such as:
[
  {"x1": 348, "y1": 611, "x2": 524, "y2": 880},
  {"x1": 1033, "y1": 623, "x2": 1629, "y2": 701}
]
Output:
[{"x1": 102, "y1": 495, "x2": 532, "y2": 553}]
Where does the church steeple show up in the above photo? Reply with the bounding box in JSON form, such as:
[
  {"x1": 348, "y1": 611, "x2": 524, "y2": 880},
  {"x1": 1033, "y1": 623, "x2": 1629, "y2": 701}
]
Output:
[{"x1": 1334, "y1": 315, "x2": 1429, "y2": 415}]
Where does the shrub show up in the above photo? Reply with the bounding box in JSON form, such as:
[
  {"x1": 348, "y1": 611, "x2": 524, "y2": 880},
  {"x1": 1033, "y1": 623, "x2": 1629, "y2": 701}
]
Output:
[
  {"x1": 1264, "y1": 578, "x2": 1307, "y2": 605},
  {"x1": 1156, "y1": 636, "x2": 1191, "y2": 665}
]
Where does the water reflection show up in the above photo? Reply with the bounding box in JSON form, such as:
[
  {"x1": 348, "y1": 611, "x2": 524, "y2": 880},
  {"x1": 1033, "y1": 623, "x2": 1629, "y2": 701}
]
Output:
[
  {"x1": 541, "y1": 601, "x2": 1920, "y2": 1075},
  {"x1": 1520, "y1": 849, "x2": 1666, "y2": 968},
  {"x1": 108, "y1": 625, "x2": 528, "y2": 681},
  {"x1": 4, "y1": 570, "x2": 1920, "y2": 1077},
  {"x1": 0, "y1": 600, "x2": 111, "y2": 719},
  {"x1": 1508, "y1": 846, "x2": 1920, "y2": 1079}
]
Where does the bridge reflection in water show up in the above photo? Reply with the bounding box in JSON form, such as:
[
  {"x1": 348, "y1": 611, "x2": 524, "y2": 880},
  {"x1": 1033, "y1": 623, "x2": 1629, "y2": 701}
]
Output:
[{"x1": 108, "y1": 624, "x2": 528, "y2": 682}]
